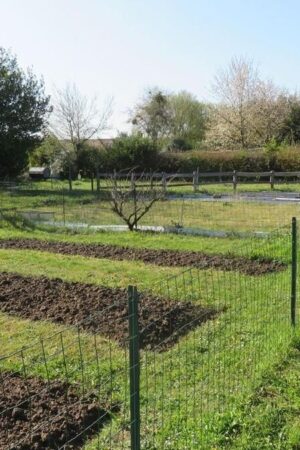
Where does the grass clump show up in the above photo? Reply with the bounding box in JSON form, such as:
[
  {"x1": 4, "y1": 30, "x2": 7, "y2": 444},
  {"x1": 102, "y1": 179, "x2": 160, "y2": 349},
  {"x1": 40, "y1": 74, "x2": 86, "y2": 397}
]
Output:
[{"x1": 217, "y1": 337, "x2": 300, "y2": 449}]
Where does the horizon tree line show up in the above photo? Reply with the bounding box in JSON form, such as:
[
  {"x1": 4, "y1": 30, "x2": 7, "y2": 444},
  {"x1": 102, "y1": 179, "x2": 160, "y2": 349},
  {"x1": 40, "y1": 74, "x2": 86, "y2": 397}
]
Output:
[{"x1": 1, "y1": 46, "x2": 300, "y2": 178}]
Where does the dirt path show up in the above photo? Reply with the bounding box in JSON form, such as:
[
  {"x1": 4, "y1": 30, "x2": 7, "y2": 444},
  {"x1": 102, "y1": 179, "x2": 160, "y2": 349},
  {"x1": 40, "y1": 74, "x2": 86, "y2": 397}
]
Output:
[
  {"x1": 0, "y1": 238, "x2": 286, "y2": 275},
  {"x1": 0, "y1": 371, "x2": 108, "y2": 449},
  {"x1": 0, "y1": 272, "x2": 216, "y2": 351}
]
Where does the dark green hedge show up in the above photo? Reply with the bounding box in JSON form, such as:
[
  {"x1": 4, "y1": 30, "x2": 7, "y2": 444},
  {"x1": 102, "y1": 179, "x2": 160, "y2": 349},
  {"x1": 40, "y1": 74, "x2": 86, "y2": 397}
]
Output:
[
  {"x1": 157, "y1": 148, "x2": 300, "y2": 173},
  {"x1": 79, "y1": 143, "x2": 300, "y2": 174}
]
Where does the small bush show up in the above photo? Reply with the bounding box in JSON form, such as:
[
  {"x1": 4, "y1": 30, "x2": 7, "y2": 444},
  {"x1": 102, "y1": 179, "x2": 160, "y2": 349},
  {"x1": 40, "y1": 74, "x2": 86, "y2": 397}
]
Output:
[{"x1": 168, "y1": 138, "x2": 193, "y2": 151}]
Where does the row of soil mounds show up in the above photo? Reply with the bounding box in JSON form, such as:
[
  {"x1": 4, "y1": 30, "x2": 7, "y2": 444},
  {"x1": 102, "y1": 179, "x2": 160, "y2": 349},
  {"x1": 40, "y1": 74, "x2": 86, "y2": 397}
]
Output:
[
  {"x1": 0, "y1": 238, "x2": 287, "y2": 275},
  {"x1": 0, "y1": 371, "x2": 109, "y2": 449},
  {"x1": 0, "y1": 272, "x2": 216, "y2": 351}
]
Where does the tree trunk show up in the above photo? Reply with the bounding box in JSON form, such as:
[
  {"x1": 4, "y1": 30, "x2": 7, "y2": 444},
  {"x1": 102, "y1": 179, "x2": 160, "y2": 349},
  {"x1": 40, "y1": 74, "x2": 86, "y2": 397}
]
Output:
[
  {"x1": 128, "y1": 222, "x2": 135, "y2": 231},
  {"x1": 96, "y1": 169, "x2": 100, "y2": 193}
]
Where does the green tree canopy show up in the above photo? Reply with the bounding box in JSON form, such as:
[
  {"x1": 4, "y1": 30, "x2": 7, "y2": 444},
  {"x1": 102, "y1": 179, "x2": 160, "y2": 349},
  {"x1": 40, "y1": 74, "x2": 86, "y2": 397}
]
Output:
[
  {"x1": 131, "y1": 88, "x2": 171, "y2": 142},
  {"x1": 78, "y1": 143, "x2": 107, "y2": 176},
  {"x1": 168, "y1": 91, "x2": 207, "y2": 149},
  {"x1": 278, "y1": 99, "x2": 300, "y2": 144},
  {"x1": 0, "y1": 47, "x2": 51, "y2": 177},
  {"x1": 131, "y1": 88, "x2": 207, "y2": 149},
  {"x1": 29, "y1": 134, "x2": 62, "y2": 167}
]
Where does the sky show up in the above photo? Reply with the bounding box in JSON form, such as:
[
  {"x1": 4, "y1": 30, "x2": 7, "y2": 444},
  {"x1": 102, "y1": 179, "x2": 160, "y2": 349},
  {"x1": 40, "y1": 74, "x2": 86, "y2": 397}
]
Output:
[{"x1": 1, "y1": 0, "x2": 300, "y2": 136}]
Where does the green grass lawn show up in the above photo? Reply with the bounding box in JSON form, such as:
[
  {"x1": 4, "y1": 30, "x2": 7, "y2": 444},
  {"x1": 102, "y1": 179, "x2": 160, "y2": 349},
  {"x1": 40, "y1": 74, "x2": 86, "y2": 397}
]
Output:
[
  {"x1": 0, "y1": 248, "x2": 183, "y2": 288},
  {"x1": 1, "y1": 184, "x2": 299, "y2": 233},
  {"x1": 168, "y1": 181, "x2": 300, "y2": 195},
  {"x1": 217, "y1": 337, "x2": 300, "y2": 449},
  {"x1": 22, "y1": 178, "x2": 300, "y2": 195}
]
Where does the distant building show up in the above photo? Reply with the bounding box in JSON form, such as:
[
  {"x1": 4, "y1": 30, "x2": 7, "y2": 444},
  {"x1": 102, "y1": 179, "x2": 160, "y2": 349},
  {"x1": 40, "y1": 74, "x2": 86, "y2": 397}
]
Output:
[
  {"x1": 29, "y1": 167, "x2": 51, "y2": 180},
  {"x1": 59, "y1": 138, "x2": 115, "y2": 149},
  {"x1": 87, "y1": 138, "x2": 115, "y2": 149}
]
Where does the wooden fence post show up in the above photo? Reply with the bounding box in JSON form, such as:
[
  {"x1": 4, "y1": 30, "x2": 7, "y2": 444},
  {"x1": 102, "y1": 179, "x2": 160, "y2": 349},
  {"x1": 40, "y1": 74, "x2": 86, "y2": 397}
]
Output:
[
  {"x1": 91, "y1": 173, "x2": 94, "y2": 192},
  {"x1": 270, "y1": 170, "x2": 274, "y2": 190},
  {"x1": 62, "y1": 188, "x2": 66, "y2": 226},
  {"x1": 131, "y1": 172, "x2": 136, "y2": 190},
  {"x1": 150, "y1": 171, "x2": 154, "y2": 190},
  {"x1": 233, "y1": 170, "x2": 237, "y2": 192},
  {"x1": 162, "y1": 172, "x2": 167, "y2": 198},
  {"x1": 193, "y1": 168, "x2": 199, "y2": 193},
  {"x1": 96, "y1": 169, "x2": 100, "y2": 193},
  {"x1": 68, "y1": 165, "x2": 72, "y2": 192}
]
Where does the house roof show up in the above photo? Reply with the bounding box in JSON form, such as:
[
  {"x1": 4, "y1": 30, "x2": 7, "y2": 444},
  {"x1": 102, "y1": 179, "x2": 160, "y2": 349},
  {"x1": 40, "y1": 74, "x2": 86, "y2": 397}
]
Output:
[{"x1": 29, "y1": 167, "x2": 49, "y2": 174}]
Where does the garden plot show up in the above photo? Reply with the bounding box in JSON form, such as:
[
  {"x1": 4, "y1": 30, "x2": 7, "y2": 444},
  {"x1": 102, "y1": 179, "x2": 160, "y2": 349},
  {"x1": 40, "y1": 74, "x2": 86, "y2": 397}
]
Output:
[
  {"x1": 0, "y1": 371, "x2": 109, "y2": 450},
  {"x1": 0, "y1": 238, "x2": 287, "y2": 275},
  {"x1": 0, "y1": 272, "x2": 217, "y2": 351},
  {"x1": 0, "y1": 220, "x2": 294, "y2": 447}
]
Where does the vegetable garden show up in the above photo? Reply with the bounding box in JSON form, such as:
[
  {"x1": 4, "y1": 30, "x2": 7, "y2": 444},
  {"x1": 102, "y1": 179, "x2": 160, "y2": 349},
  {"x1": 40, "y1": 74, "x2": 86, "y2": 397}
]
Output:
[{"x1": 0, "y1": 181, "x2": 299, "y2": 448}]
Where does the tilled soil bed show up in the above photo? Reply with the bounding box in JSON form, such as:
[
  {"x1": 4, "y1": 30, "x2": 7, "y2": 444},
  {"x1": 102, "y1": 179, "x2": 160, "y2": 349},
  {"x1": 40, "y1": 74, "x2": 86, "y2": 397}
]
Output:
[
  {"x1": 0, "y1": 238, "x2": 286, "y2": 275},
  {"x1": 0, "y1": 273, "x2": 216, "y2": 351},
  {"x1": 0, "y1": 371, "x2": 109, "y2": 450}
]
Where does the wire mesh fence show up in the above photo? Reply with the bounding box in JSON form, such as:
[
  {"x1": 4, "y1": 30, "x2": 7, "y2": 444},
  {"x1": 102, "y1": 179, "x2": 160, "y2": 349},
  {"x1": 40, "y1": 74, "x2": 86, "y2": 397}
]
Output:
[
  {"x1": 0, "y1": 222, "x2": 297, "y2": 448},
  {"x1": 0, "y1": 302, "x2": 133, "y2": 449},
  {"x1": 138, "y1": 232, "x2": 293, "y2": 449},
  {"x1": 1, "y1": 179, "x2": 300, "y2": 234}
]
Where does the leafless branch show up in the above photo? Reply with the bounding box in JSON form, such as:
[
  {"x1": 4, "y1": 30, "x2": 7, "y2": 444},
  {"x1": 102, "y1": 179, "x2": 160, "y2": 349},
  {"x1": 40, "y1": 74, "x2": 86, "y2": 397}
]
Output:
[
  {"x1": 108, "y1": 170, "x2": 167, "y2": 231},
  {"x1": 50, "y1": 83, "x2": 113, "y2": 164}
]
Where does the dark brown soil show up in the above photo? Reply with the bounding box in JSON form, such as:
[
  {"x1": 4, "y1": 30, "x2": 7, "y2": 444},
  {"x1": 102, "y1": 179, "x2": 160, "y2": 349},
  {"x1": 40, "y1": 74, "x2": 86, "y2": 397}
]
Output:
[
  {"x1": 0, "y1": 238, "x2": 286, "y2": 275},
  {"x1": 0, "y1": 273, "x2": 216, "y2": 351},
  {"x1": 0, "y1": 371, "x2": 109, "y2": 450}
]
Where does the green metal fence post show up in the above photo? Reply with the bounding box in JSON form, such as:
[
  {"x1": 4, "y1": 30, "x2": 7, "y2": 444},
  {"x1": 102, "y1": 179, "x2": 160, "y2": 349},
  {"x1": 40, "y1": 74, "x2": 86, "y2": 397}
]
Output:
[
  {"x1": 291, "y1": 217, "x2": 297, "y2": 327},
  {"x1": 128, "y1": 285, "x2": 141, "y2": 450}
]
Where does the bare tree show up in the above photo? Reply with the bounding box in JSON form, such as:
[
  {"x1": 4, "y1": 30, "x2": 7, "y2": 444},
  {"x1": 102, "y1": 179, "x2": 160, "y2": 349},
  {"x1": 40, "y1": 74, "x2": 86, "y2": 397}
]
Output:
[
  {"x1": 109, "y1": 171, "x2": 165, "y2": 231},
  {"x1": 211, "y1": 56, "x2": 259, "y2": 148},
  {"x1": 50, "y1": 83, "x2": 113, "y2": 179}
]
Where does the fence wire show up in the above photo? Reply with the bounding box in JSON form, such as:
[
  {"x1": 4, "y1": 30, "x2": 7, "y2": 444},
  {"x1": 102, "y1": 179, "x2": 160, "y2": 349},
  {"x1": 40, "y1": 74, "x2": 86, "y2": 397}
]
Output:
[
  {"x1": 0, "y1": 224, "x2": 297, "y2": 448},
  {"x1": 0, "y1": 301, "x2": 132, "y2": 449},
  {"x1": 2, "y1": 180, "x2": 300, "y2": 234},
  {"x1": 138, "y1": 231, "x2": 293, "y2": 449}
]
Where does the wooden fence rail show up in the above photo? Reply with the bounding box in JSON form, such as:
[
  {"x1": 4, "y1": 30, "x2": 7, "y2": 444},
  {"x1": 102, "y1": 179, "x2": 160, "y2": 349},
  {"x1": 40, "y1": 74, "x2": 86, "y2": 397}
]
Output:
[
  {"x1": 96, "y1": 170, "x2": 300, "y2": 193},
  {"x1": 2, "y1": 170, "x2": 300, "y2": 193}
]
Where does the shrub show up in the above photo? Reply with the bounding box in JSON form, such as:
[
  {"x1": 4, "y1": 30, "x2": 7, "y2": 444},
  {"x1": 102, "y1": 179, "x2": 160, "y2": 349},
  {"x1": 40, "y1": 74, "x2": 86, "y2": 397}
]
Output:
[
  {"x1": 77, "y1": 144, "x2": 107, "y2": 176},
  {"x1": 106, "y1": 135, "x2": 159, "y2": 171},
  {"x1": 70, "y1": 142, "x2": 300, "y2": 175},
  {"x1": 276, "y1": 147, "x2": 300, "y2": 171},
  {"x1": 263, "y1": 138, "x2": 282, "y2": 155},
  {"x1": 157, "y1": 146, "x2": 300, "y2": 173},
  {"x1": 168, "y1": 138, "x2": 193, "y2": 151},
  {"x1": 161, "y1": 150, "x2": 269, "y2": 172}
]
